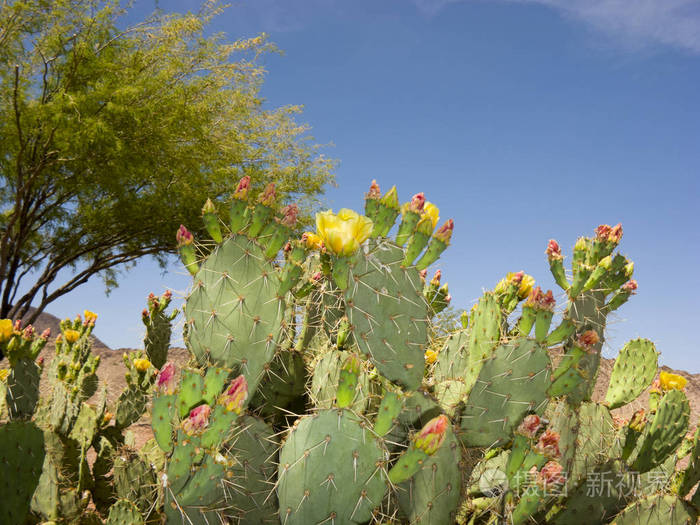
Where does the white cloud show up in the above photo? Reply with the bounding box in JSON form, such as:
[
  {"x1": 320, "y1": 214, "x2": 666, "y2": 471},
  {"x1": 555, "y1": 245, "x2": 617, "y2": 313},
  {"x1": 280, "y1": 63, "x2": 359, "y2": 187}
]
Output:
[{"x1": 413, "y1": 0, "x2": 700, "y2": 54}]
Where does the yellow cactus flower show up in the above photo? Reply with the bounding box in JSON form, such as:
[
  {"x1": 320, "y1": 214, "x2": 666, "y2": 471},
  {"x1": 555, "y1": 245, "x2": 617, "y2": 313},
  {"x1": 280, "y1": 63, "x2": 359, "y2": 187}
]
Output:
[
  {"x1": 133, "y1": 358, "x2": 152, "y2": 372},
  {"x1": 0, "y1": 319, "x2": 13, "y2": 342},
  {"x1": 659, "y1": 371, "x2": 687, "y2": 391},
  {"x1": 0, "y1": 369, "x2": 9, "y2": 381},
  {"x1": 64, "y1": 329, "x2": 80, "y2": 344},
  {"x1": 518, "y1": 274, "x2": 535, "y2": 300},
  {"x1": 425, "y1": 349, "x2": 438, "y2": 364},
  {"x1": 423, "y1": 202, "x2": 440, "y2": 229},
  {"x1": 315, "y1": 209, "x2": 373, "y2": 257},
  {"x1": 84, "y1": 310, "x2": 98, "y2": 324},
  {"x1": 301, "y1": 232, "x2": 324, "y2": 250}
]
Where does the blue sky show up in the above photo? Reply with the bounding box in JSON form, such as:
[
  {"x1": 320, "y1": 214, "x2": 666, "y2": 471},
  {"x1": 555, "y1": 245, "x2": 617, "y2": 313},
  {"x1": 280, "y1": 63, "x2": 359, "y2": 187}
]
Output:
[{"x1": 49, "y1": 1, "x2": 700, "y2": 372}]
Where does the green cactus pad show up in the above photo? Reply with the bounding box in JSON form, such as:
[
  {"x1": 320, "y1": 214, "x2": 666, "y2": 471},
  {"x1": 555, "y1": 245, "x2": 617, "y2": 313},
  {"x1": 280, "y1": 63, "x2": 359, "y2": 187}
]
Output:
[
  {"x1": 309, "y1": 349, "x2": 372, "y2": 413},
  {"x1": 605, "y1": 339, "x2": 658, "y2": 409},
  {"x1": 277, "y1": 408, "x2": 387, "y2": 524},
  {"x1": 678, "y1": 424, "x2": 700, "y2": 497},
  {"x1": 465, "y1": 293, "x2": 502, "y2": 394},
  {"x1": 6, "y1": 357, "x2": 41, "y2": 419},
  {"x1": 631, "y1": 389, "x2": 690, "y2": 473},
  {"x1": 374, "y1": 391, "x2": 404, "y2": 437},
  {"x1": 167, "y1": 431, "x2": 200, "y2": 494},
  {"x1": 459, "y1": 338, "x2": 551, "y2": 448},
  {"x1": 397, "y1": 425, "x2": 462, "y2": 525},
  {"x1": 202, "y1": 365, "x2": 230, "y2": 405},
  {"x1": 611, "y1": 494, "x2": 697, "y2": 525},
  {"x1": 177, "y1": 368, "x2": 205, "y2": 418},
  {"x1": 568, "y1": 402, "x2": 620, "y2": 489},
  {"x1": 184, "y1": 234, "x2": 286, "y2": 395},
  {"x1": 0, "y1": 421, "x2": 45, "y2": 524},
  {"x1": 432, "y1": 329, "x2": 470, "y2": 413},
  {"x1": 113, "y1": 449, "x2": 157, "y2": 516},
  {"x1": 249, "y1": 349, "x2": 307, "y2": 424},
  {"x1": 106, "y1": 499, "x2": 145, "y2": 525},
  {"x1": 152, "y1": 393, "x2": 176, "y2": 452},
  {"x1": 345, "y1": 239, "x2": 429, "y2": 390},
  {"x1": 223, "y1": 415, "x2": 280, "y2": 524}
]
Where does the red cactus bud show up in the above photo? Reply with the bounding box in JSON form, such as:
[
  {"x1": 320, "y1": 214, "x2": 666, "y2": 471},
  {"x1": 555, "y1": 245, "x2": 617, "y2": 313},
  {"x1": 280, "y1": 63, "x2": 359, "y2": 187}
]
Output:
[
  {"x1": 36, "y1": 356, "x2": 44, "y2": 367},
  {"x1": 156, "y1": 362, "x2": 177, "y2": 395},
  {"x1": 431, "y1": 270, "x2": 442, "y2": 286},
  {"x1": 419, "y1": 269, "x2": 428, "y2": 281},
  {"x1": 608, "y1": 223, "x2": 623, "y2": 243},
  {"x1": 280, "y1": 204, "x2": 299, "y2": 228},
  {"x1": 595, "y1": 224, "x2": 612, "y2": 240},
  {"x1": 434, "y1": 219, "x2": 454, "y2": 244},
  {"x1": 577, "y1": 330, "x2": 600, "y2": 352},
  {"x1": 526, "y1": 287, "x2": 556, "y2": 311},
  {"x1": 283, "y1": 242, "x2": 292, "y2": 253},
  {"x1": 537, "y1": 461, "x2": 566, "y2": 488},
  {"x1": 22, "y1": 325, "x2": 34, "y2": 340},
  {"x1": 407, "y1": 192, "x2": 426, "y2": 213},
  {"x1": 311, "y1": 271, "x2": 322, "y2": 281},
  {"x1": 220, "y1": 375, "x2": 248, "y2": 414},
  {"x1": 142, "y1": 309, "x2": 149, "y2": 321},
  {"x1": 258, "y1": 183, "x2": 276, "y2": 206},
  {"x1": 546, "y1": 239, "x2": 563, "y2": 260},
  {"x1": 516, "y1": 414, "x2": 541, "y2": 438},
  {"x1": 163, "y1": 289, "x2": 172, "y2": 300},
  {"x1": 367, "y1": 180, "x2": 381, "y2": 199},
  {"x1": 622, "y1": 280, "x2": 637, "y2": 292},
  {"x1": 14, "y1": 319, "x2": 22, "y2": 332},
  {"x1": 413, "y1": 414, "x2": 449, "y2": 455},
  {"x1": 534, "y1": 429, "x2": 561, "y2": 458},
  {"x1": 234, "y1": 176, "x2": 251, "y2": 200},
  {"x1": 182, "y1": 404, "x2": 211, "y2": 435},
  {"x1": 176, "y1": 225, "x2": 193, "y2": 247},
  {"x1": 40, "y1": 328, "x2": 51, "y2": 340}
]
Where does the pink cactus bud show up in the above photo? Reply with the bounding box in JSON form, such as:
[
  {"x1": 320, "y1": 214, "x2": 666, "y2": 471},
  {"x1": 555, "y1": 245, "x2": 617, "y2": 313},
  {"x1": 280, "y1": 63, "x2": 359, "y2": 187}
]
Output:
[
  {"x1": 219, "y1": 375, "x2": 248, "y2": 414},
  {"x1": 182, "y1": 404, "x2": 211, "y2": 435},
  {"x1": 283, "y1": 242, "x2": 292, "y2": 253},
  {"x1": 413, "y1": 414, "x2": 449, "y2": 456},
  {"x1": 311, "y1": 272, "x2": 322, "y2": 282},
  {"x1": 576, "y1": 330, "x2": 600, "y2": 353},
  {"x1": 142, "y1": 309, "x2": 149, "y2": 321},
  {"x1": 537, "y1": 461, "x2": 566, "y2": 489},
  {"x1": 36, "y1": 356, "x2": 44, "y2": 367},
  {"x1": 510, "y1": 271, "x2": 524, "y2": 284},
  {"x1": 176, "y1": 225, "x2": 193, "y2": 247},
  {"x1": 156, "y1": 362, "x2": 177, "y2": 395},
  {"x1": 258, "y1": 183, "x2": 276, "y2": 206},
  {"x1": 163, "y1": 289, "x2": 172, "y2": 300},
  {"x1": 367, "y1": 180, "x2": 381, "y2": 199},
  {"x1": 546, "y1": 239, "x2": 563, "y2": 260},
  {"x1": 234, "y1": 176, "x2": 251, "y2": 200},
  {"x1": 14, "y1": 319, "x2": 22, "y2": 332},
  {"x1": 608, "y1": 223, "x2": 623, "y2": 243},
  {"x1": 622, "y1": 280, "x2": 638, "y2": 293},
  {"x1": 431, "y1": 270, "x2": 442, "y2": 286},
  {"x1": 434, "y1": 219, "x2": 454, "y2": 244},
  {"x1": 40, "y1": 328, "x2": 51, "y2": 340},
  {"x1": 534, "y1": 429, "x2": 561, "y2": 458},
  {"x1": 516, "y1": 414, "x2": 541, "y2": 438},
  {"x1": 595, "y1": 224, "x2": 612, "y2": 240},
  {"x1": 407, "y1": 192, "x2": 426, "y2": 213},
  {"x1": 22, "y1": 325, "x2": 35, "y2": 340},
  {"x1": 419, "y1": 269, "x2": 428, "y2": 281},
  {"x1": 280, "y1": 204, "x2": 299, "y2": 228},
  {"x1": 444, "y1": 294, "x2": 452, "y2": 304},
  {"x1": 526, "y1": 287, "x2": 555, "y2": 311}
]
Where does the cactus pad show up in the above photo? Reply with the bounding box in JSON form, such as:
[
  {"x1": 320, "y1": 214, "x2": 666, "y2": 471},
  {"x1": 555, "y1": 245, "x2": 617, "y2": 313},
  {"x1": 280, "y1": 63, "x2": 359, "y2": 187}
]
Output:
[
  {"x1": 604, "y1": 339, "x2": 658, "y2": 409},
  {"x1": 611, "y1": 494, "x2": 697, "y2": 525},
  {"x1": 184, "y1": 234, "x2": 285, "y2": 394},
  {"x1": 277, "y1": 408, "x2": 387, "y2": 524},
  {"x1": 345, "y1": 240, "x2": 429, "y2": 390},
  {"x1": 459, "y1": 338, "x2": 551, "y2": 448}
]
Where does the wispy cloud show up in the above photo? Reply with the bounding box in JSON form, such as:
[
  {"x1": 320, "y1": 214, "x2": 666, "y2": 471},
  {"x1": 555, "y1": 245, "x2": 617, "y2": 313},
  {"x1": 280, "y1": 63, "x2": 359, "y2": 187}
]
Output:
[{"x1": 413, "y1": 0, "x2": 700, "y2": 54}]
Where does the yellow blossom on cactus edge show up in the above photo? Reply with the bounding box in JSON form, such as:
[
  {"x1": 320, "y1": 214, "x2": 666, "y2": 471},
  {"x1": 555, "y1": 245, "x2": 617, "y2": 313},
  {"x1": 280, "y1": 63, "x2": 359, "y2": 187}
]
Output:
[
  {"x1": 302, "y1": 232, "x2": 324, "y2": 250},
  {"x1": 0, "y1": 369, "x2": 9, "y2": 381},
  {"x1": 84, "y1": 310, "x2": 98, "y2": 323},
  {"x1": 425, "y1": 349, "x2": 438, "y2": 364},
  {"x1": 315, "y1": 209, "x2": 373, "y2": 257},
  {"x1": 0, "y1": 319, "x2": 13, "y2": 342},
  {"x1": 517, "y1": 274, "x2": 535, "y2": 300},
  {"x1": 133, "y1": 358, "x2": 152, "y2": 372},
  {"x1": 659, "y1": 371, "x2": 687, "y2": 391},
  {"x1": 422, "y1": 202, "x2": 440, "y2": 229},
  {"x1": 64, "y1": 329, "x2": 80, "y2": 344}
]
